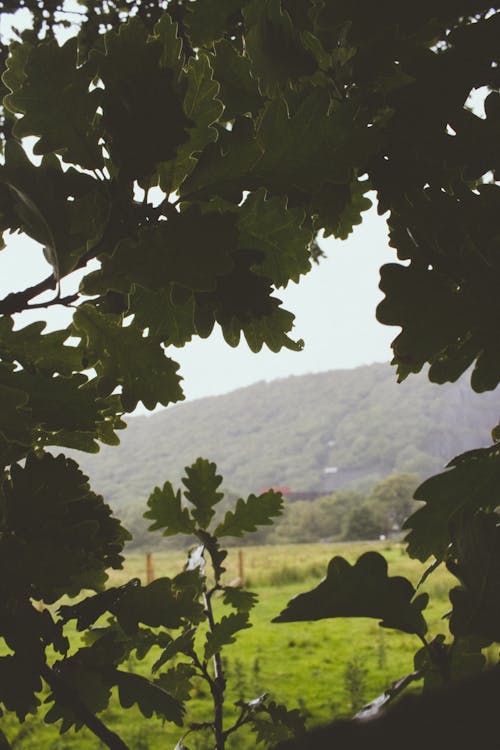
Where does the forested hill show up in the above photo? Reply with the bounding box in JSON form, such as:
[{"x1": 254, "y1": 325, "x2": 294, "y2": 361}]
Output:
[{"x1": 73, "y1": 363, "x2": 497, "y2": 512}]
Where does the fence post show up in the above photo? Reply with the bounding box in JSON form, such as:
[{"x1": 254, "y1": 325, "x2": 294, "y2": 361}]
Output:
[{"x1": 146, "y1": 552, "x2": 154, "y2": 584}]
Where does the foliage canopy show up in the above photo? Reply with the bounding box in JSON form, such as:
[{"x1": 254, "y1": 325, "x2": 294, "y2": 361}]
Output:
[{"x1": 0, "y1": 1, "x2": 499, "y2": 748}]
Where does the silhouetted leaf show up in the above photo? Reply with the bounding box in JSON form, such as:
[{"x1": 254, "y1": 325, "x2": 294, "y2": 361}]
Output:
[
  {"x1": 249, "y1": 699, "x2": 305, "y2": 746},
  {"x1": 448, "y1": 513, "x2": 500, "y2": 642},
  {"x1": 0, "y1": 318, "x2": 81, "y2": 375},
  {"x1": 1, "y1": 452, "x2": 128, "y2": 602},
  {"x1": 95, "y1": 17, "x2": 190, "y2": 179},
  {"x1": 58, "y1": 579, "x2": 141, "y2": 631},
  {"x1": 0, "y1": 656, "x2": 42, "y2": 721},
  {"x1": 182, "y1": 458, "x2": 224, "y2": 528},
  {"x1": 155, "y1": 663, "x2": 196, "y2": 702},
  {"x1": 159, "y1": 52, "x2": 223, "y2": 193},
  {"x1": 222, "y1": 587, "x2": 258, "y2": 613},
  {"x1": 204, "y1": 612, "x2": 251, "y2": 660},
  {"x1": 113, "y1": 578, "x2": 205, "y2": 635},
  {"x1": 115, "y1": 671, "x2": 184, "y2": 724},
  {"x1": 82, "y1": 206, "x2": 237, "y2": 296},
  {"x1": 145, "y1": 482, "x2": 196, "y2": 536},
  {"x1": 273, "y1": 551, "x2": 428, "y2": 637},
  {"x1": 72, "y1": 305, "x2": 184, "y2": 412},
  {"x1": 404, "y1": 445, "x2": 500, "y2": 562},
  {"x1": 215, "y1": 489, "x2": 283, "y2": 537},
  {"x1": 186, "y1": 0, "x2": 242, "y2": 46},
  {"x1": 238, "y1": 189, "x2": 312, "y2": 287},
  {"x1": 244, "y1": 0, "x2": 317, "y2": 92},
  {"x1": 212, "y1": 40, "x2": 262, "y2": 121},
  {"x1": 4, "y1": 38, "x2": 103, "y2": 169},
  {"x1": 152, "y1": 630, "x2": 196, "y2": 673}
]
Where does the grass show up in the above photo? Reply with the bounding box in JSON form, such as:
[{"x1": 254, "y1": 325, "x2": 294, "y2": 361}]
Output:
[{"x1": 3, "y1": 540, "x2": 457, "y2": 749}]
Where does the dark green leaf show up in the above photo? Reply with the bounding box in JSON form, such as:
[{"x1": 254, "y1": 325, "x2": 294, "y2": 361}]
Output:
[
  {"x1": 404, "y1": 445, "x2": 500, "y2": 563},
  {"x1": 212, "y1": 40, "x2": 262, "y2": 121},
  {"x1": 0, "y1": 382, "x2": 32, "y2": 447},
  {"x1": 0, "y1": 656, "x2": 41, "y2": 721},
  {"x1": 448, "y1": 513, "x2": 500, "y2": 642},
  {"x1": 159, "y1": 52, "x2": 223, "y2": 194},
  {"x1": 72, "y1": 305, "x2": 184, "y2": 412},
  {"x1": 222, "y1": 587, "x2": 258, "y2": 613},
  {"x1": 204, "y1": 612, "x2": 251, "y2": 660},
  {"x1": 181, "y1": 116, "x2": 261, "y2": 203},
  {"x1": 4, "y1": 38, "x2": 103, "y2": 169},
  {"x1": 186, "y1": 0, "x2": 243, "y2": 46},
  {"x1": 1, "y1": 452, "x2": 129, "y2": 602},
  {"x1": 83, "y1": 206, "x2": 237, "y2": 296},
  {"x1": 238, "y1": 189, "x2": 312, "y2": 287},
  {"x1": 113, "y1": 578, "x2": 205, "y2": 634},
  {"x1": 44, "y1": 658, "x2": 113, "y2": 733},
  {"x1": 249, "y1": 699, "x2": 305, "y2": 746},
  {"x1": 58, "y1": 579, "x2": 141, "y2": 631},
  {"x1": 145, "y1": 482, "x2": 196, "y2": 536},
  {"x1": 0, "y1": 141, "x2": 108, "y2": 276},
  {"x1": 182, "y1": 458, "x2": 224, "y2": 529},
  {"x1": 155, "y1": 663, "x2": 196, "y2": 702},
  {"x1": 115, "y1": 671, "x2": 184, "y2": 724},
  {"x1": 244, "y1": 0, "x2": 317, "y2": 92},
  {"x1": 152, "y1": 630, "x2": 196, "y2": 673},
  {"x1": 214, "y1": 489, "x2": 283, "y2": 537},
  {"x1": 95, "y1": 17, "x2": 191, "y2": 180},
  {"x1": 273, "y1": 551, "x2": 428, "y2": 637},
  {"x1": 130, "y1": 286, "x2": 196, "y2": 347},
  {"x1": 254, "y1": 91, "x2": 376, "y2": 194},
  {"x1": 0, "y1": 318, "x2": 81, "y2": 375}
]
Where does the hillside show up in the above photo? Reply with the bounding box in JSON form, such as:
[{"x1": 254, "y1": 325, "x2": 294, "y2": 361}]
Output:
[{"x1": 72, "y1": 363, "x2": 497, "y2": 513}]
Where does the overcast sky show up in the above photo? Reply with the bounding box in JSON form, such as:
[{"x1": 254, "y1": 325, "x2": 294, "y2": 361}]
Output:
[{"x1": 0, "y1": 204, "x2": 396, "y2": 409}]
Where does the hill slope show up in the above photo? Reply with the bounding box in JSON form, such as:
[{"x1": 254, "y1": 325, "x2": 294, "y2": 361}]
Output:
[{"x1": 73, "y1": 363, "x2": 498, "y2": 513}]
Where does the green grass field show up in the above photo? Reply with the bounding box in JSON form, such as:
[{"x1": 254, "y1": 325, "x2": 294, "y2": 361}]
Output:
[{"x1": 3, "y1": 541, "x2": 457, "y2": 749}]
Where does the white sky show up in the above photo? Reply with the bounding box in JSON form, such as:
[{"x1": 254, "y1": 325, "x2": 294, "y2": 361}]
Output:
[{"x1": 0, "y1": 206, "x2": 396, "y2": 409}]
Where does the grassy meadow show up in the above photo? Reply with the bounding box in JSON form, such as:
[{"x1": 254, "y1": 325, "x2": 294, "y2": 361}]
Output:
[{"x1": 4, "y1": 541, "x2": 457, "y2": 749}]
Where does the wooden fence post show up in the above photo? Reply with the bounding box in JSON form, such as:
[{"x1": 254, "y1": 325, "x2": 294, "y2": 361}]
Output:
[{"x1": 146, "y1": 552, "x2": 154, "y2": 584}]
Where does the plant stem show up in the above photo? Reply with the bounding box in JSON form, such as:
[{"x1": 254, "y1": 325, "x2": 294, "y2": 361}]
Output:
[
  {"x1": 41, "y1": 665, "x2": 132, "y2": 750},
  {"x1": 203, "y1": 590, "x2": 226, "y2": 750}
]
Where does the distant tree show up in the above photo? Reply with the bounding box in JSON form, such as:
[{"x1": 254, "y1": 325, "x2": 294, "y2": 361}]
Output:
[
  {"x1": 344, "y1": 503, "x2": 386, "y2": 541},
  {"x1": 369, "y1": 474, "x2": 421, "y2": 530}
]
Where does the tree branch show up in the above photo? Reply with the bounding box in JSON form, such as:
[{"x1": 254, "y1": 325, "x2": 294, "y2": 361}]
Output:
[{"x1": 0, "y1": 274, "x2": 57, "y2": 315}]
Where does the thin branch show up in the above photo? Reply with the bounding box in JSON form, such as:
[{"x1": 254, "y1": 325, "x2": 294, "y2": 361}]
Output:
[
  {"x1": 0, "y1": 274, "x2": 57, "y2": 315},
  {"x1": 26, "y1": 293, "x2": 79, "y2": 311},
  {"x1": 41, "y1": 664, "x2": 132, "y2": 750},
  {"x1": 204, "y1": 589, "x2": 226, "y2": 750},
  {"x1": 223, "y1": 704, "x2": 250, "y2": 739},
  {"x1": 0, "y1": 216, "x2": 116, "y2": 316}
]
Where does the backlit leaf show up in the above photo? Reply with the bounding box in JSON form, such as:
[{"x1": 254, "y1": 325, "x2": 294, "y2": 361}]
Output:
[
  {"x1": 4, "y1": 38, "x2": 103, "y2": 169},
  {"x1": 72, "y1": 305, "x2": 184, "y2": 412},
  {"x1": 214, "y1": 489, "x2": 283, "y2": 537},
  {"x1": 204, "y1": 612, "x2": 251, "y2": 660},
  {"x1": 115, "y1": 671, "x2": 184, "y2": 725},
  {"x1": 182, "y1": 458, "x2": 224, "y2": 529},
  {"x1": 145, "y1": 482, "x2": 196, "y2": 536},
  {"x1": 238, "y1": 189, "x2": 312, "y2": 287}
]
